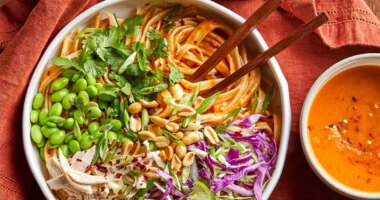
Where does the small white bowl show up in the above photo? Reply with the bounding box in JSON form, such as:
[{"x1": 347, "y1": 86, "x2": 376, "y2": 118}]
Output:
[
  {"x1": 22, "y1": 0, "x2": 291, "y2": 199},
  {"x1": 300, "y1": 53, "x2": 380, "y2": 199}
]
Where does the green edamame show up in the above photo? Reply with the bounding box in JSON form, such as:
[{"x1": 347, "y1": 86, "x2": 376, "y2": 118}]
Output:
[
  {"x1": 41, "y1": 126, "x2": 59, "y2": 138},
  {"x1": 31, "y1": 124, "x2": 43, "y2": 144},
  {"x1": 39, "y1": 148, "x2": 45, "y2": 161},
  {"x1": 86, "y1": 107, "x2": 102, "y2": 119},
  {"x1": 64, "y1": 118, "x2": 74, "y2": 130},
  {"x1": 86, "y1": 85, "x2": 98, "y2": 98},
  {"x1": 32, "y1": 93, "x2": 44, "y2": 110},
  {"x1": 45, "y1": 121, "x2": 57, "y2": 128},
  {"x1": 107, "y1": 131, "x2": 117, "y2": 140},
  {"x1": 62, "y1": 93, "x2": 76, "y2": 110},
  {"x1": 36, "y1": 137, "x2": 46, "y2": 148},
  {"x1": 30, "y1": 110, "x2": 39, "y2": 124},
  {"x1": 39, "y1": 108, "x2": 49, "y2": 125},
  {"x1": 49, "y1": 103, "x2": 63, "y2": 117},
  {"x1": 51, "y1": 77, "x2": 69, "y2": 91},
  {"x1": 95, "y1": 83, "x2": 105, "y2": 92},
  {"x1": 74, "y1": 78, "x2": 87, "y2": 92},
  {"x1": 85, "y1": 74, "x2": 97, "y2": 86},
  {"x1": 50, "y1": 130, "x2": 65, "y2": 145},
  {"x1": 77, "y1": 91, "x2": 89, "y2": 106},
  {"x1": 64, "y1": 134, "x2": 75, "y2": 144},
  {"x1": 74, "y1": 110, "x2": 85, "y2": 125},
  {"x1": 71, "y1": 71, "x2": 81, "y2": 82},
  {"x1": 88, "y1": 122, "x2": 99, "y2": 135},
  {"x1": 59, "y1": 145, "x2": 70, "y2": 157},
  {"x1": 47, "y1": 140, "x2": 59, "y2": 148},
  {"x1": 51, "y1": 88, "x2": 69, "y2": 102},
  {"x1": 80, "y1": 135, "x2": 93, "y2": 150},
  {"x1": 68, "y1": 140, "x2": 81, "y2": 154},
  {"x1": 86, "y1": 102, "x2": 99, "y2": 108},
  {"x1": 111, "y1": 119, "x2": 122, "y2": 131},
  {"x1": 62, "y1": 69, "x2": 76, "y2": 79}
]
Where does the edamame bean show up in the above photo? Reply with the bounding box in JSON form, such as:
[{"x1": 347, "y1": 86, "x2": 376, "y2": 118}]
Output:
[
  {"x1": 30, "y1": 110, "x2": 39, "y2": 123},
  {"x1": 51, "y1": 130, "x2": 65, "y2": 145},
  {"x1": 107, "y1": 131, "x2": 117, "y2": 141},
  {"x1": 74, "y1": 78, "x2": 87, "y2": 92},
  {"x1": 51, "y1": 77, "x2": 69, "y2": 91},
  {"x1": 85, "y1": 74, "x2": 97, "y2": 86},
  {"x1": 31, "y1": 124, "x2": 43, "y2": 144},
  {"x1": 47, "y1": 140, "x2": 59, "y2": 148},
  {"x1": 95, "y1": 83, "x2": 105, "y2": 92},
  {"x1": 64, "y1": 118, "x2": 74, "y2": 130},
  {"x1": 111, "y1": 119, "x2": 122, "y2": 131},
  {"x1": 49, "y1": 103, "x2": 63, "y2": 117},
  {"x1": 86, "y1": 107, "x2": 102, "y2": 119},
  {"x1": 32, "y1": 93, "x2": 44, "y2": 110},
  {"x1": 118, "y1": 134, "x2": 129, "y2": 144},
  {"x1": 36, "y1": 137, "x2": 46, "y2": 148},
  {"x1": 74, "y1": 110, "x2": 85, "y2": 125},
  {"x1": 68, "y1": 140, "x2": 81, "y2": 154},
  {"x1": 41, "y1": 126, "x2": 59, "y2": 138},
  {"x1": 88, "y1": 122, "x2": 99, "y2": 135},
  {"x1": 80, "y1": 135, "x2": 93, "y2": 150},
  {"x1": 62, "y1": 69, "x2": 76, "y2": 79},
  {"x1": 59, "y1": 145, "x2": 70, "y2": 157},
  {"x1": 45, "y1": 121, "x2": 57, "y2": 128},
  {"x1": 39, "y1": 108, "x2": 48, "y2": 125},
  {"x1": 64, "y1": 134, "x2": 75, "y2": 144},
  {"x1": 62, "y1": 93, "x2": 76, "y2": 110},
  {"x1": 86, "y1": 85, "x2": 98, "y2": 98},
  {"x1": 51, "y1": 88, "x2": 69, "y2": 102},
  {"x1": 86, "y1": 102, "x2": 99, "y2": 108},
  {"x1": 39, "y1": 148, "x2": 45, "y2": 161},
  {"x1": 77, "y1": 91, "x2": 89, "y2": 105},
  {"x1": 71, "y1": 71, "x2": 81, "y2": 82}
]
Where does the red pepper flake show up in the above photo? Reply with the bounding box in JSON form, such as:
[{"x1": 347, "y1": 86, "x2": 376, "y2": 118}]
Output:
[
  {"x1": 114, "y1": 173, "x2": 122, "y2": 179},
  {"x1": 177, "y1": 171, "x2": 182, "y2": 176},
  {"x1": 308, "y1": 126, "x2": 313, "y2": 131},
  {"x1": 123, "y1": 128, "x2": 127, "y2": 133},
  {"x1": 101, "y1": 186, "x2": 106, "y2": 192},
  {"x1": 97, "y1": 165, "x2": 108, "y2": 173},
  {"x1": 140, "y1": 165, "x2": 146, "y2": 172},
  {"x1": 132, "y1": 157, "x2": 138, "y2": 163},
  {"x1": 136, "y1": 162, "x2": 141, "y2": 167},
  {"x1": 352, "y1": 96, "x2": 358, "y2": 102},
  {"x1": 233, "y1": 132, "x2": 242, "y2": 137},
  {"x1": 143, "y1": 160, "x2": 149, "y2": 165},
  {"x1": 142, "y1": 154, "x2": 147, "y2": 159},
  {"x1": 108, "y1": 161, "x2": 113, "y2": 166},
  {"x1": 85, "y1": 165, "x2": 92, "y2": 173},
  {"x1": 76, "y1": 158, "x2": 82, "y2": 162},
  {"x1": 118, "y1": 189, "x2": 123, "y2": 195},
  {"x1": 62, "y1": 111, "x2": 68, "y2": 118},
  {"x1": 82, "y1": 123, "x2": 87, "y2": 129},
  {"x1": 116, "y1": 159, "x2": 121, "y2": 164}
]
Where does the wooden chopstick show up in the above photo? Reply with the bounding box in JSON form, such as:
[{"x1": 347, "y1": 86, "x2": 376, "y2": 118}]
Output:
[
  {"x1": 202, "y1": 13, "x2": 329, "y2": 98},
  {"x1": 187, "y1": 0, "x2": 283, "y2": 82}
]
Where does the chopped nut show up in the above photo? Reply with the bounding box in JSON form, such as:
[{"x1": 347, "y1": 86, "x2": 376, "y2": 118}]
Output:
[
  {"x1": 138, "y1": 131, "x2": 156, "y2": 140},
  {"x1": 128, "y1": 102, "x2": 142, "y2": 114},
  {"x1": 171, "y1": 155, "x2": 182, "y2": 171},
  {"x1": 150, "y1": 116, "x2": 169, "y2": 127},
  {"x1": 182, "y1": 132, "x2": 200, "y2": 145},
  {"x1": 140, "y1": 99, "x2": 159, "y2": 108},
  {"x1": 182, "y1": 152, "x2": 195, "y2": 167}
]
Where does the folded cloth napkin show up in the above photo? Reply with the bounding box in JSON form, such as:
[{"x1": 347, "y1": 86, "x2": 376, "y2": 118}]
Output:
[{"x1": 0, "y1": 0, "x2": 379, "y2": 199}]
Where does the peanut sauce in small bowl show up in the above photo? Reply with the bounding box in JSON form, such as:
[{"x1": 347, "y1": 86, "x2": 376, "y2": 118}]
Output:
[{"x1": 300, "y1": 54, "x2": 380, "y2": 199}]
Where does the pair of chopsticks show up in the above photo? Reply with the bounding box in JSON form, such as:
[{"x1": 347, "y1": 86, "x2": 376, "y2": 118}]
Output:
[{"x1": 188, "y1": 0, "x2": 328, "y2": 97}]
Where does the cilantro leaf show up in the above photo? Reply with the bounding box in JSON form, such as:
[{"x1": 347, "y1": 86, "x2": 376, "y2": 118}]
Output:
[
  {"x1": 168, "y1": 64, "x2": 184, "y2": 85},
  {"x1": 164, "y1": 5, "x2": 181, "y2": 21},
  {"x1": 163, "y1": 23, "x2": 176, "y2": 31},
  {"x1": 124, "y1": 63, "x2": 141, "y2": 76},
  {"x1": 52, "y1": 57, "x2": 85, "y2": 73},
  {"x1": 124, "y1": 15, "x2": 144, "y2": 37},
  {"x1": 153, "y1": 38, "x2": 169, "y2": 58},
  {"x1": 132, "y1": 42, "x2": 151, "y2": 71},
  {"x1": 146, "y1": 30, "x2": 160, "y2": 40},
  {"x1": 83, "y1": 59, "x2": 106, "y2": 77}
]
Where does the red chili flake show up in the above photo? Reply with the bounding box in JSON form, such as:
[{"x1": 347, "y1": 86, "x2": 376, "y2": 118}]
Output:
[
  {"x1": 123, "y1": 128, "x2": 127, "y2": 133},
  {"x1": 177, "y1": 171, "x2": 182, "y2": 176},
  {"x1": 308, "y1": 126, "x2": 313, "y2": 131},
  {"x1": 108, "y1": 161, "x2": 113, "y2": 166},
  {"x1": 47, "y1": 70, "x2": 51, "y2": 76},
  {"x1": 136, "y1": 162, "x2": 141, "y2": 167},
  {"x1": 101, "y1": 111, "x2": 107, "y2": 119},
  {"x1": 47, "y1": 148, "x2": 54, "y2": 155},
  {"x1": 352, "y1": 96, "x2": 358, "y2": 102},
  {"x1": 76, "y1": 158, "x2": 82, "y2": 162},
  {"x1": 82, "y1": 123, "x2": 87, "y2": 129},
  {"x1": 85, "y1": 165, "x2": 92, "y2": 173},
  {"x1": 116, "y1": 144, "x2": 122, "y2": 148},
  {"x1": 132, "y1": 157, "x2": 138, "y2": 163},
  {"x1": 233, "y1": 132, "x2": 242, "y2": 137},
  {"x1": 109, "y1": 189, "x2": 113, "y2": 194},
  {"x1": 99, "y1": 161, "x2": 104, "y2": 165},
  {"x1": 62, "y1": 111, "x2": 68, "y2": 118},
  {"x1": 118, "y1": 189, "x2": 123, "y2": 195},
  {"x1": 178, "y1": 18, "x2": 184, "y2": 25},
  {"x1": 116, "y1": 159, "x2": 121, "y2": 164},
  {"x1": 140, "y1": 165, "x2": 146, "y2": 172},
  {"x1": 100, "y1": 186, "x2": 106, "y2": 192},
  {"x1": 143, "y1": 160, "x2": 149, "y2": 165},
  {"x1": 97, "y1": 165, "x2": 108, "y2": 173},
  {"x1": 114, "y1": 173, "x2": 122, "y2": 179}
]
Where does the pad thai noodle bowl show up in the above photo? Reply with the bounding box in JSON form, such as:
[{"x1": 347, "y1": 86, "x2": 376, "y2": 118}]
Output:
[{"x1": 25, "y1": 2, "x2": 286, "y2": 200}]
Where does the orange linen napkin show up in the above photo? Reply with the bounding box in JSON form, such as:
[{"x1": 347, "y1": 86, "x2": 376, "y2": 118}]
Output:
[
  {"x1": 0, "y1": 0, "x2": 98, "y2": 199},
  {"x1": 0, "y1": 0, "x2": 380, "y2": 199}
]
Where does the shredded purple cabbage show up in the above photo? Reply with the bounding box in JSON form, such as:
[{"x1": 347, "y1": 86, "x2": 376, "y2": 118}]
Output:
[{"x1": 155, "y1": 169, "x2": 174, "y2": 200}]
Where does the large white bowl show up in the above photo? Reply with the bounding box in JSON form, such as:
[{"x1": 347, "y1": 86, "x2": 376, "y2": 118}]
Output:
[
  {"x1": 300, "y1": 53, "x2": 380, "y2": 199},
  {"x1": 22, "y1": 0, "x2": 291, "y2": 199}
]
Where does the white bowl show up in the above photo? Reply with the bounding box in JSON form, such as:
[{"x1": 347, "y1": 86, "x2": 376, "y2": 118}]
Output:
[
  {"x1": 22, "y1": 0, "x2": 291, "y2": 199},
  {"x1": 300, "y1": 53, "x2": 380, "y2": 199}
]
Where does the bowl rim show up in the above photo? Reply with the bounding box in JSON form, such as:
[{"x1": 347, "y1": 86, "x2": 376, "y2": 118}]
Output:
[
  {"x1": 22, "y1": 0, "x2": 291, "y2": 199},
  {"x1": 300, "y1": 53, "x2": 380, "y2": 199}
]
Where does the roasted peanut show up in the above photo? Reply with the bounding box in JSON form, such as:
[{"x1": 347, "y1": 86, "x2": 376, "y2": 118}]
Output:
[
  {"x1": 130, "y1": 116, "x2": 142, "y2": 132},
  {"x1": 128, "y1": 102, "x2": 142, "y2": 114},
  {"x1": 159, "y1": 150, "x2": 167, "y2": 161},
  {"x1": 182, "y1": 152, "x2": 195, "y2": 167},
  {"x1": 154, "y1": 136, "x2": 170, "y2": 148},
  {"x1": 175, "y1": 145, "x2": 187, "y2": 159},
  {"x1": 150, "y1": 116, "x2": 169, "y2": 127},
  {"x1": 171, "y1": 154, "x2": 182, "y2": 171},
  {"x1": 138, "y1": 131, "x2": 156, "y2": 140},
  {"x1": 169, "y1": 115, "x2": 183, "y2": 123},
  {"x1": 177, "y1": 105, "x2": 196, "y2": 117},
  {"x1": 175, "y1": 131, "x2": 184, "y2": 139},
  {"x1": 203, "y1": 126, "x2": 219, "y2": 144},
  {"x1": 131, "y1": 141, "x2": 141, "y2": 155},
  {"x1": 140, "y1": 99, "x2": 159, "y2": 108},
  {"x1": 121, "y1": 140, "x2": 134, "y2": 155},
  {"x1": 148, "y1": 124, "x2": 162, "y2": 136},
  {"x1": 169, "y1": 84, "x2": 184, "y2": 100},
  {"x1": 165, "y1": 122, "x2": 179, "y2": 132},
  {"x1": 145, "y1": 167, "x2": 159, "y2": 179},
  {"x1": 182, "y1": 132, "x2": 200, "y2": 145},
  {"x1": 164, "y1": 146, "x2": 174, "y2": 160}
]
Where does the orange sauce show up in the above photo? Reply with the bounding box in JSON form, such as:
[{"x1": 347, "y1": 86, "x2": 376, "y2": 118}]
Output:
[{"x1": 308, "y1": 66, "x2": 380, "y2": 192}]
